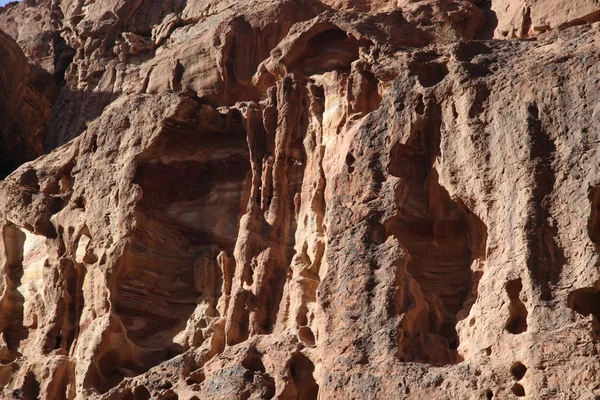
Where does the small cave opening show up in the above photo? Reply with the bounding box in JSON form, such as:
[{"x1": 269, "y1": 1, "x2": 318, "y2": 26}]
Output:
[
  {"x1": 22, "y1": 371, "x2": 40, "y2": 400},
  {"x1": 121, "y1": 386, "x2": 152, "y2": 400},
  {"x1": 511, "y1": 383, "x2": 526, "y2": 397},
  {"x1": 240, "y1": 349, "x2": 275, "y2": 399},
  {"x1": 505, "y1": 278, "x2": 528, "y2": 334},
  {"x1": 294, "y1": 27, "x2": 360, "y2": 75},
  {"x1": 279, "y1": 353, "x2": 319, "y2": 400},
  {"x1": 186, "y1": 369, "x2": 205, "y2": 386},
  {"x1": 53, "y1": 32, "x2": 76, "y2": 86},
  {"x1": 54, "y1": 335, "x2": 62, "y2": 349},
  {"x1": 408, "y1": 61, "x2": 449, "y2": 87},
  {"x1": 510, "y1": 362, "x2": 527, "y2": 380},
  {"x1": 297, "y1": 326, "x2": 316, "y2": 347},
  {"x1": 567, "y1": 287, "x2": 600, "y2": 321},
  {"x1": 162, "y1": 390, "x2": 179, "y2": 400},
  {"x1": 242, "y1": 350, "x2": 267, "y2": 374},
  {"x1": 345, "y1": 152, "x2": 356, "y2": 174}
]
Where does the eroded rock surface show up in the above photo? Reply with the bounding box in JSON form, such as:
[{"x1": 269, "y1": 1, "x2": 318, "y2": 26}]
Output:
[
  {"x1": 0, "y1": 0, "x2": 600, "y2": 399},
  {"x1": 0, "y1": 29, "x2": 55, "y2": 179}
]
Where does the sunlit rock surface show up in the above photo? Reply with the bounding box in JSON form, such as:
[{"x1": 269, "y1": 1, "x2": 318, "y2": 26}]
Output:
[{"x1": 0, "y1": 0, "x2": 599, "y2": 399}]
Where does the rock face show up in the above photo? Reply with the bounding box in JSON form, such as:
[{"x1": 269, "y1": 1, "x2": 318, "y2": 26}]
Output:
[
  {"x1": 0, "y1": 29, "x2": 55, "y2": 178},
  {"x1": 0, "y1": 0, "x2": 600, "y2": 399},
  {"x1": 484, "y1": 0, "x2": 600, "y2": 38}
]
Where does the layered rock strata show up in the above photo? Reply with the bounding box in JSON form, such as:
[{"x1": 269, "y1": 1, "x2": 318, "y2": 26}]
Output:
[{"x1": 0, "y1": 0, "x2": 599, "y2": 399}]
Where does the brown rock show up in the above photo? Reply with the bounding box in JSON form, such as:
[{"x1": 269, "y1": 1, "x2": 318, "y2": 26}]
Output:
[
  {"x1": 0, "y1": 30, "x2": 55, "y2": 178},
  {"x1": 1, "y1": 1, "x2": 600, "y2": 400},
  {"x1": 486, "y1": 0, "x2": 600, "y2": 38}
]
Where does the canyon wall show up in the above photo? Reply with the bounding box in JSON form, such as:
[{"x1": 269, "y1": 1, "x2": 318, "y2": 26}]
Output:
[{"x1": 0, "y1": 0, "x2": 599, "y2": 399}]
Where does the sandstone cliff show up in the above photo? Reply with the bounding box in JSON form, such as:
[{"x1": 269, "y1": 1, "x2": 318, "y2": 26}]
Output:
[{"x1": 0, "y1": 0, "x2": 599, "y2": 399}]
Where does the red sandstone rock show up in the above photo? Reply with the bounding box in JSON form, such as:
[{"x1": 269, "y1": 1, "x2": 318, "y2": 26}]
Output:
[
  {"x1": 0, "y1": 29, "x2": 55, "y2": 178},
  {"x1": 487, "y1": 0, "x2": 600, "y2": 38},
  {"x1": 0, "y1": 1, "x2": 599, "y2": 399}
]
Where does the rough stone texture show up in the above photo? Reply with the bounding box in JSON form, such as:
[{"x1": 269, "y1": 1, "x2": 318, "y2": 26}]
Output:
[
  {"x1": 0, "y1": 29, "x2": 55, "y2": 178},
  {"x1": 0, "y1": 0, "x2": 600, "y2": 399},
  {"x1": 482, "y1": 0, "x2": 600, "y2": 38},
  {"x1": 0, "y1": 1, "x2": 57, "y2": 73}
]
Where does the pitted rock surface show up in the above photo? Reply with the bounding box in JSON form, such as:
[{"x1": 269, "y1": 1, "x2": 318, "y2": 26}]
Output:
[{"x1": 0, "y1": 0, "x2": 599, "y2": 399}]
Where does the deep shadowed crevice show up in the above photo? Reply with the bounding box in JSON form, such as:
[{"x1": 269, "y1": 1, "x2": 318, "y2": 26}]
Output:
[
  {"x1": 505, "y1": 278, "x2": 528, "y2": 334},
  {"x1": 0, "y1": 225, "x2": 28, "y2": 362},
  {"x1": 510, "y1": 362, "x2": 527, "y2": 380},
  {"x1": 0, "y1": 136, "x2": 20, "y2": 180},
  {"x1": 386, "y1": 98, "x2": 488, "y2": 365},
  {"x1": 567, "y1": 287, "x2": 600, "y2": 321},
  {"x1": 524, "y1": 102, "x2": 566, "y2": 301},
  {"x1": 279, "y1": 353, "x2": 319, "y2": 400},
  {"x1": 53, "y1": 32, "x2": 75, "y2": 86},
  {"x1": 408, "y1": 60, "x2": 449, "y2": 87},
  {"x1": 240, "y1": 349, "x2": 275, "y2": 399},
  {"x1": 22, "y1": 371, "x2": 40, "y2": 400},
  {"x1": 477, "y1": 0, "x2": 499, "y2": 39},
  {"x1": 292, "y1": 28, "x2": 360, "y2": 75}
]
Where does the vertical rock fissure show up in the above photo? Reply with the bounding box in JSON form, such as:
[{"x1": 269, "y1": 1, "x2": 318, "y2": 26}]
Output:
[
  {"x1": 388, "y1": 98, "x2": 487, "y2": 365},
  {"x1": 524, "y1": 102, "x2": 565, "y2": 301},
  {"x1": 0, "y1": 225, "x2": 27, "y2": 361},
  {"x1": 228, "y1": 75, "x2": 309, "y2": 345}
]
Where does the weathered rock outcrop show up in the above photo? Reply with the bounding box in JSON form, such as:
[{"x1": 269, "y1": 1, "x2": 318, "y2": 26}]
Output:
[
  {"x1": 485, "y1": 0, "x2": 600, "y2": 38},
  {"x1": 0, "y1": 0, "x2": 600, "y2": 399},
  {"x1": 0, "y1": 29, "x2": 55, "y2": 179}
]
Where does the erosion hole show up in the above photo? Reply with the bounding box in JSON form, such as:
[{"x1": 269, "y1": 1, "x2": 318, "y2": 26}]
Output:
[
  {"x1": 22, "y1": 371, "x2": 40, "y2": 400},
  {"x1": 567, "y1": 287, "x2": 600, "y2": 321},
  {"x1": 510, "y1": 362, "x2": 527, "y2": 380},
  {"x1": 345, "y1": 153, "x2": 356, "y2": 174},
  {"x1": 279, "y1": 353, "x2": 319, "y2": 400},
  {"x1": 298, "y1": 326, "x2": 316, "y2": 347},
  {"x1": 505, "y1": 278, "x2": 528, "y2": 334},
  {"x1": 122, "y1": 386, "x2": 151, "y2": 400},
  {"x1": 511, "y1": 383, "x2": 526, "y2": 397},
  {"x1": 297, "y1": 28, "x2": 360, "y2": 75},
  {"x1": 411, "y1": 61, "x2": 449, "y2": 87}
]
